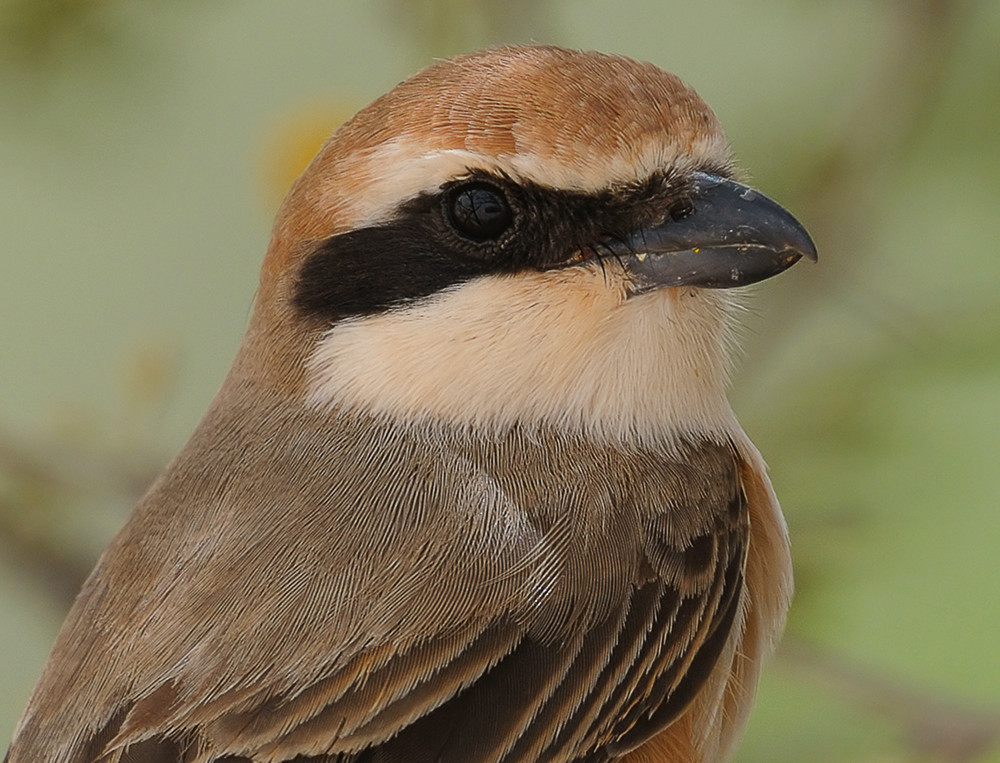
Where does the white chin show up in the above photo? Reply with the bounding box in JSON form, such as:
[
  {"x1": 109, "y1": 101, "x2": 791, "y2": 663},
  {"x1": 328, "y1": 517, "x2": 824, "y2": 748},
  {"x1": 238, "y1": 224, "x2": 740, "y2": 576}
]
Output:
[{"x1": 305, "y1": 268, "x2": 738, "y2": 445}]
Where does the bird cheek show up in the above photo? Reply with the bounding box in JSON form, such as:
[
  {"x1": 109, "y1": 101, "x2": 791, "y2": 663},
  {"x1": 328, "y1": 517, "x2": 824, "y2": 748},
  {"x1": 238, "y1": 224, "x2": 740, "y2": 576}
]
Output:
[
  {"x1": 559, "y1": 262, "x2": 631, "y2": 304},
  {"x1": 669, "y1": 287, "x2": 702, "y2": 303},
  {"x1": 625, "y1": 282, "x2": 706, "y2": 305}
]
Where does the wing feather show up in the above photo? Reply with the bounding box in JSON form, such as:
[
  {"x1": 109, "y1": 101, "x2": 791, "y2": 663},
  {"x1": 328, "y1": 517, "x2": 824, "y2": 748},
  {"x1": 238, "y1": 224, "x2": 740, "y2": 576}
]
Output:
[{"x1": 6, "y1": 408, "x2": 750, "y2": 763}]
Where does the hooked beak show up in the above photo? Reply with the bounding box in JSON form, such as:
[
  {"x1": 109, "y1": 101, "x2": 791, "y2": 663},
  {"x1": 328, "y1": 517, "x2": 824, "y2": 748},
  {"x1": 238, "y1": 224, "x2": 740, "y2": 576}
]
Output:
[{"x1": 604, "y1": 172, "x2": 817, "y2": 294}]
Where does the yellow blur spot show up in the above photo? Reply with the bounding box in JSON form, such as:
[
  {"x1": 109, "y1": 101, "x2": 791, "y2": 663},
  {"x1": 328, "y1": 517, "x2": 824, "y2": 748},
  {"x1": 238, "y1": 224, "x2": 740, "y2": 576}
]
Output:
[{"x1": 259, "y1": 100, "x2": 359, "y2": 209}]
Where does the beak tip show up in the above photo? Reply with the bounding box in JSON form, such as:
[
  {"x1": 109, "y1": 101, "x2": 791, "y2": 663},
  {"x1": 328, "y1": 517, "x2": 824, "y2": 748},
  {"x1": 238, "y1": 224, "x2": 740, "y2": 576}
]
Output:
[
  {"x1": 782, "y1": 228, "x2": 818, "y2": 266},
  {"x1": 799, "y1": 240, "x2": 819, "y2": 264}
]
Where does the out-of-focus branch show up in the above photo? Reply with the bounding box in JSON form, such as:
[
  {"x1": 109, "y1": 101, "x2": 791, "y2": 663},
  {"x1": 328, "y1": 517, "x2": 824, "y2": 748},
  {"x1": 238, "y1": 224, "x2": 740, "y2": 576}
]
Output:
[
  {"x1": 0, "y1": 347, "x2": 173, "y2": 609},
  {"x1": 741, "y1": 0, "x2": 974, "y2": 381},
  {"x1": 0, "y1": 435, "x2": 102, "y2": 606},
  {"x1": 779, "y1": 637, "x2": 1000, "y2": 761},
  {"x1": 0, "y1": 437, "x2": 163, "y2": 605}
]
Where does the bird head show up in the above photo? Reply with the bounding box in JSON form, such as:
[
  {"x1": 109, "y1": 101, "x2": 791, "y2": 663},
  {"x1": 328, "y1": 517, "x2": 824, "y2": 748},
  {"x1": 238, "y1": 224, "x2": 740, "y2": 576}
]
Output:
[{"x1": 235, "y1": 45, "x2": 815, "y2": 445}]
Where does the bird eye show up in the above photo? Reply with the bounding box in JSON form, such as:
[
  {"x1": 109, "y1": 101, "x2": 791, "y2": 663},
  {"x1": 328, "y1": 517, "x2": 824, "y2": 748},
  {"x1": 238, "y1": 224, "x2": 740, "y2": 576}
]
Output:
[{"x1": 446, "y1": 183, "x2": 513, "y2": 242}]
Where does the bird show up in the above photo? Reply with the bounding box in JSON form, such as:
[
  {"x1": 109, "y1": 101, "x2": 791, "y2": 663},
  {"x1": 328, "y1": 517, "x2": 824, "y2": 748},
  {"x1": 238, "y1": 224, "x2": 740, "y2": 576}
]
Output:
[{"x1": 5, "y1": 45, "x2": 815, "y2": 763}]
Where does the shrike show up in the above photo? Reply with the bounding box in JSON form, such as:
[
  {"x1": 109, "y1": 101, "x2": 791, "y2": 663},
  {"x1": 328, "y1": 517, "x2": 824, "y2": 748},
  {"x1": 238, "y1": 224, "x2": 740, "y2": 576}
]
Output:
[{"x1": 6, "y1": 45, "x2": 815, "y2": 763}]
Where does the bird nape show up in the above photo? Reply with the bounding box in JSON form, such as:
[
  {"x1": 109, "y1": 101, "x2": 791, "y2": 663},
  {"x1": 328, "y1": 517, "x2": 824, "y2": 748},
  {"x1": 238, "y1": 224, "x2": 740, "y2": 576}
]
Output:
[{"x1": 5, "y1": 45, "x2": 814, "y2": 763}]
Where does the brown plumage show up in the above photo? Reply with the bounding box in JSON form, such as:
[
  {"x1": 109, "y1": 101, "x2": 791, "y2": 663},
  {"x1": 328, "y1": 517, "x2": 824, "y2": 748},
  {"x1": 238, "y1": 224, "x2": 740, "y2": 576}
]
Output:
[{"x1": 5, "y1": 46, "x2": 813, "y2": 762}]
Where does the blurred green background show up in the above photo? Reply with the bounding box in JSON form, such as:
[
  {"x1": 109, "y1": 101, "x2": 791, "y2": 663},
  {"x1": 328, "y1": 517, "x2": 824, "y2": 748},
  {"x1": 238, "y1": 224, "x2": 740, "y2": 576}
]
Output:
[{"x1": 1, "y1": 1, "x2": 998, "y2": 760}]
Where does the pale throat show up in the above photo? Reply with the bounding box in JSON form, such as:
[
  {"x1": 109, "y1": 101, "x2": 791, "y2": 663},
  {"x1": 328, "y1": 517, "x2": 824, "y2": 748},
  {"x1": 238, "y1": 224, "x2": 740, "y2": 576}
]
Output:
[{"x1": 303, "y1": 268, "x2": 739, "y2": 446}]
